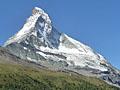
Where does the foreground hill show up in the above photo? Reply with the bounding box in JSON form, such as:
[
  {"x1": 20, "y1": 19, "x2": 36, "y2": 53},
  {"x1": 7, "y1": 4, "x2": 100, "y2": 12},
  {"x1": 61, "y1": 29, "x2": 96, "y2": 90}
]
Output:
[
  {"x1": 0, "y1": 63, "x2": 119, "y2": 90},
  {"x1": 0, "y1": 47, "x2": 119, "y2": 90}
]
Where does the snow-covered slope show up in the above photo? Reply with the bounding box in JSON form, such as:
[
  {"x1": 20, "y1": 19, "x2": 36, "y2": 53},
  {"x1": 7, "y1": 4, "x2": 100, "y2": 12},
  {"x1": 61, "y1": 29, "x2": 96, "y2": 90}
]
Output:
[{"x1": 4, "y1": 7, "x2": 120, "y2": 87}]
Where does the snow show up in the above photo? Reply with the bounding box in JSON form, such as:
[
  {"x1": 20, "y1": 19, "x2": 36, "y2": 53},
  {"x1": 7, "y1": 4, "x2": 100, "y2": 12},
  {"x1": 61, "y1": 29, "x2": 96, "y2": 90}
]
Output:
[
  {"x1": 58, "y1": 45, "x2": 80, "y2": 54},
  {"x1": 36, "y1": 51, "x2": 47, "y2": 58},
  {"x1": 39, "y1": 22, "x2": 44, "y2": 27},
  {"x1": 88, "y1": 65, "x2": 108, "y2": 71},
  {"x1": 4, "y1": 13, "x2": 40, "y2": 46},
  {"x1": 34, "y1": 7, "x2": 44, "y2": 13},
  {"x1": 23, "y1": 47, "x2": 27, "y2": 50},
  {"x1": 27, "y1": 57, "x2": 37, "y2": 62},
  {"x1": 25, "y1": 41, "x2": 29, "y2": 44}
]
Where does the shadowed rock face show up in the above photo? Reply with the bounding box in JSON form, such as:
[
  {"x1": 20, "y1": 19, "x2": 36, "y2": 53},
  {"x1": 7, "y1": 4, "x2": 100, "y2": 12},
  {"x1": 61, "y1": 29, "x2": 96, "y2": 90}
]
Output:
[
  {"x1": 0, "y1": 46, "x2": 48, "y2": 69},
  {"x1": 3, "y1": 7, "x2": 120, "y2": 88}
]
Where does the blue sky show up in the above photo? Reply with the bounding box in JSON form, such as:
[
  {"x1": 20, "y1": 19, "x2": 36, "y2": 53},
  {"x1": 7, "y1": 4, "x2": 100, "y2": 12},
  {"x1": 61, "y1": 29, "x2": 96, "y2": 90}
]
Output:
[{"x1": 0, "y1": 0, "x2": 120, "y2": 69}]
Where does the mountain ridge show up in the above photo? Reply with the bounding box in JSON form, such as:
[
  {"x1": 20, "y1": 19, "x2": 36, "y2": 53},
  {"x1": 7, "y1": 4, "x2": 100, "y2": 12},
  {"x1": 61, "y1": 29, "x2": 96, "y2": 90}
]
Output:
[
  {"x1": 3, "y1": 7, "x2": 120, "y2": 88},
  {"x1": 4, "y1": 7, "x2": 108, "y2": 71}
]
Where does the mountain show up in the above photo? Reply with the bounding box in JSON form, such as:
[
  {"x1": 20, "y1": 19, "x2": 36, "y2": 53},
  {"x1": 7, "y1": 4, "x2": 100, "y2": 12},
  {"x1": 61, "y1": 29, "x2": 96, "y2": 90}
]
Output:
[
  {"x1": 3, "y1": 7, "x2": 120, "y2": 88},
  {"x1": 0, "y1": 47, "x2": 119, "y2": 90}
]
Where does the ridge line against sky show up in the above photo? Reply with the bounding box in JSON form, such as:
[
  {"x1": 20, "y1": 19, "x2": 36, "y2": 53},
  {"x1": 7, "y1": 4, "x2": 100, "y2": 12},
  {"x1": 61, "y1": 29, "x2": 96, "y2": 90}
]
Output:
[{"x1": 0, "y1": 0, "x2": 120, "y2": 69}]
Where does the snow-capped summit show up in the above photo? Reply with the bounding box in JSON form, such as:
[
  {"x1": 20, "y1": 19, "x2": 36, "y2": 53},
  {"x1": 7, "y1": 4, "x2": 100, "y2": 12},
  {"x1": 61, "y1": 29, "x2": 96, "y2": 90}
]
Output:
[
  {"x1": 4, "y1": 7, "x2": 52, "y2": 46},
  {"x1": 4, "y1": 7, "x2": 120, "y2": 87},
  {"x1": 32, "y1": 7, "x2": 44, "y2": 15}
]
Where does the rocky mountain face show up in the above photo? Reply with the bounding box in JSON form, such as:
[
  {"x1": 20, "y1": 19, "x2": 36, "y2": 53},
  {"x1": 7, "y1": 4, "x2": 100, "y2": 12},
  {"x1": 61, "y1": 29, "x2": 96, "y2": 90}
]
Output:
[
  {"x1": 0, "y1": 47, "x2": 119, "y2": 90},
  {"x1": 3, "y1": 7, "x2": 120, "y2": 87}
]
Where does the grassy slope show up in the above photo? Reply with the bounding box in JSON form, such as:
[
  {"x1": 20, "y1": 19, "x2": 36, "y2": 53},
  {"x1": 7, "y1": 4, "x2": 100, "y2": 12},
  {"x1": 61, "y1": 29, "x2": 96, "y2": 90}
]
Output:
[{"x1": 0, "y1": 63, "x2": 119, "y2": 90}]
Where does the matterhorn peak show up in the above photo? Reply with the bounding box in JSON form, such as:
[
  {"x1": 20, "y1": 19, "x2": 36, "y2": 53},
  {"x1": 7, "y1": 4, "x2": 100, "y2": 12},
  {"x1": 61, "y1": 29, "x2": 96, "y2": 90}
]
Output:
[
  {"x1": 32, "y1": 7, "x2": 44, "y2": 15},
  {"x1": 4, "y1": 7, "x2": 52, "y2": 46},
  {"x1": 32, "y1": 7, "x2": 51, "y2": 24}
]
